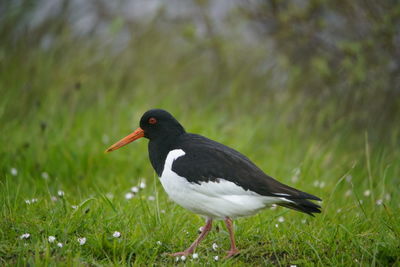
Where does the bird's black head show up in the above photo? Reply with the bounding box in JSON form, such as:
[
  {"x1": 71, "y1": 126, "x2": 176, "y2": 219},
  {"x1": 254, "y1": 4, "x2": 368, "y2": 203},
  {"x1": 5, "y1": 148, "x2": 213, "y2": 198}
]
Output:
[
  {"x1": 105, "y1": 109, "x2": 185, "y2": 152},
  {"x1": 139, "y1": 109, "x2": 185, "y2": 140}
]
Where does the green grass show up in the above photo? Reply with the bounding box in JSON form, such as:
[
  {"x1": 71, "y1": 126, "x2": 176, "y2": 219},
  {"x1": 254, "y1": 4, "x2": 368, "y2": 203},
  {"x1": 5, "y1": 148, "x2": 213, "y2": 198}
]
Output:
[{"x1": 0, "y1": 36, "x2": 399, "y2": 266}]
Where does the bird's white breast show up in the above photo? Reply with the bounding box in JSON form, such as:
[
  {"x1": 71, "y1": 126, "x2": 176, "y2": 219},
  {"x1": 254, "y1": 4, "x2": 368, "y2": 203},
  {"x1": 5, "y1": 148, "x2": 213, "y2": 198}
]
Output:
[{"x1": 159, "y1": 149, "x2": 289, "y2": 219}]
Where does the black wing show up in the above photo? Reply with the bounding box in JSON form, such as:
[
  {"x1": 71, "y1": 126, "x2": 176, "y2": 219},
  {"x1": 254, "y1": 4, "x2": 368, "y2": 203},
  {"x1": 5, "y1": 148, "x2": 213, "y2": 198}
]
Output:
[{"x1": 172, "y1": 134, "x2": 321, "y2": 215}]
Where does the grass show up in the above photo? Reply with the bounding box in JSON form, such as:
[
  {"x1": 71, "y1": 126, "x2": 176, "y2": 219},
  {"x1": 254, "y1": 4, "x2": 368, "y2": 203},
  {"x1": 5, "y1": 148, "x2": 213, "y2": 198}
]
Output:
[{"x1": 0, "y1": 34, "x2": 399, "y2": 266}]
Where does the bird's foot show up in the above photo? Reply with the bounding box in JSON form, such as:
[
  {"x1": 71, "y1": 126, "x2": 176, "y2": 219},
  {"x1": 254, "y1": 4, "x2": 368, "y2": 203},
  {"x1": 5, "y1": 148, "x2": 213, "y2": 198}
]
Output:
[
  {"x1": 169, "y1": 250, "x2": 192, "y2": 257},
  {"x1": 224, "y1": 248, "x2": 240, "y2": 258}
]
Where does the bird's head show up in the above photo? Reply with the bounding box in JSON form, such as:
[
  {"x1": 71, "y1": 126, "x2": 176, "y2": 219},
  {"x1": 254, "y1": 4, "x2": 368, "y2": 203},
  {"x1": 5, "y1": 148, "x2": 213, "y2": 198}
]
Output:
[{"x1": 105, "y1": 109, "x2": 185, "y2": 152}]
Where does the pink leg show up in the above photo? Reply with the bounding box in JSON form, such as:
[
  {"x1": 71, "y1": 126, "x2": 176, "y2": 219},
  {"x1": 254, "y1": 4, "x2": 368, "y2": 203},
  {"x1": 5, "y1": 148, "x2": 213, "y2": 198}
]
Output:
[
  {"x1": 170, "y1": 219, "x2": 213, "y2": 256},
  {"x1": 224, "y1": 217, "x2": 240, "y2": 258}
]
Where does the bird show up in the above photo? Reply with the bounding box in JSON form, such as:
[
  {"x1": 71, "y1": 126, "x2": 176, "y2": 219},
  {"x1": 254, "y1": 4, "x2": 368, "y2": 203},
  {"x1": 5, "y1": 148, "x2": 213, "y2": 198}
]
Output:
[{"x1": 105, "y1": 109, "x2": 321, "y2": 258}]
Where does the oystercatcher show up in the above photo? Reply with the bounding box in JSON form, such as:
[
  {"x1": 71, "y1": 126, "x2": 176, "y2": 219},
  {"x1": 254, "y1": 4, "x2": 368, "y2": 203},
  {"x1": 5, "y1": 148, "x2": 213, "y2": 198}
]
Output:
[{"x1": 106, "y1": 109, "x2": 321, "y2": 258}]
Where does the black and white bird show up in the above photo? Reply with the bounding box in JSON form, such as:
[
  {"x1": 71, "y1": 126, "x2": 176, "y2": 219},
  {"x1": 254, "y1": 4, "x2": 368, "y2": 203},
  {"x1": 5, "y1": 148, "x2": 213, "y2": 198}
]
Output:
[{"x1": 106, "y1": 109, "x2": 321, "y2": 258}]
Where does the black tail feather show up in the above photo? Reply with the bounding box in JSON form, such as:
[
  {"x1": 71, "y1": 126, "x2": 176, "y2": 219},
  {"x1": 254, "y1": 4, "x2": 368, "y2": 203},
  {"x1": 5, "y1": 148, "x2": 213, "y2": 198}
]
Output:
[{"x1": 278, "y1": 198, "x2": 322, "y2": 216}]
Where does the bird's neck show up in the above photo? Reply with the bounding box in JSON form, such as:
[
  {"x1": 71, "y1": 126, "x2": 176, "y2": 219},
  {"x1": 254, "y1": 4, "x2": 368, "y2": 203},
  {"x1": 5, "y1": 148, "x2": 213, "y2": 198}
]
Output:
[{"x1": 148, "y1": 134, "x2": 182, "y2": 176}]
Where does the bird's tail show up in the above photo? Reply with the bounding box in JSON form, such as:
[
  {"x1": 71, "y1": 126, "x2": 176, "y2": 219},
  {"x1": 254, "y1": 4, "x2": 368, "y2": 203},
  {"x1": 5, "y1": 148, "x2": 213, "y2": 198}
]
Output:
[{"x1": 278, "y1": 198, "x2": 321, "y2": 216}]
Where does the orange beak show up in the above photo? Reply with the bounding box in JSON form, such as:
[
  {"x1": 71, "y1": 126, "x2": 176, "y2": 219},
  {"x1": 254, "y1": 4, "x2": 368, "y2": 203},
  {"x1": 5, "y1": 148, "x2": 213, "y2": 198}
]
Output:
[{"x1": 105, "y1": 127, "x2": 145, "y2": 153}]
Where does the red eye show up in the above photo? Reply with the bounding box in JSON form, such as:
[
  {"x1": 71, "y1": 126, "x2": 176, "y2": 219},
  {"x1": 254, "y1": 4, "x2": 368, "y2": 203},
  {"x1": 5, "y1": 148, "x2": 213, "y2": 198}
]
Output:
[{"x1": 148, "y1": 117, "x2": 157, "y2": 124}]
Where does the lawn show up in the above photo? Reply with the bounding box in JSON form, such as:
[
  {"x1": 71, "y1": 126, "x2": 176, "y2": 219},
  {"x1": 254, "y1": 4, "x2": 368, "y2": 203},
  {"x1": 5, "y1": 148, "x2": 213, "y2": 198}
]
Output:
[{"x1": 1, "y1": 28, "x2": 400, "y2": 266}]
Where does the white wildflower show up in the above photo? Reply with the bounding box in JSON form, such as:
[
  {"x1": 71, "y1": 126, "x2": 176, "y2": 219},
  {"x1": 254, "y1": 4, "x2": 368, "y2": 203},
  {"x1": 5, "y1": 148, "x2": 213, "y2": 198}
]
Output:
[
  {"x1": 71, "y1": 205, "x2": 78, "y2": 210},
  {"x1": 214, "y1": 255, "x2": 219, "y2": 261},
  {"x1": 102, "y1": 134, "x2": 109, "y2": 144},
  {"x1": 20, "y1": 233, "x2": 30, "y2": 239},
  {"x1": 290, "y1": 265, "x2": 297, "y2": 267},
  {"x1": 336, "y1": 208, "x2": 342, "y2": 213},
  {"x1": 57, "y1": 242, "x2": 63, "y2": 248},
  {"x1": 180, "y1": 255, "x2": 186, "y2": 261},
  {"x1": 376, "y1": 199, "x2": 383, "y2": 206},
  {"x1": 212, "y1": 242, "x2": 218, "y2": 251},
  {"x1": 31, "y1": 198, "x2": 38, "y2": 203},
  {"x1": 131, "y1": 186, "x2": 139, "y2": 193},
  {"x1": 301, "y1": 219, "x2": 307, "y2": 224},
  {"x1": 363, "y1": 190, "x2": 371, "y2": 197},
  {"x1": 275, "y1": 224, "x2": 279, "y2": 228},
  {"x1": 77, "y1": 237, "x2": 86, "y2": 245},
  {"x1": 48, "y1": 236, "x2": 56, "y2": 243},
  {"x1": 106, "y1": 193, "x2": 114, "y2": 199},
  {"x1": 113, "y1": 231, "x2": 121, "y2": 238},
  {"x1": 385, "y1": 193, "x2": 391, "y2": 201},
  {"x1": 160, "y1": 209, "x2": 166, "y2": 213},
  {"x1": 125, "y1": 192, "x2": 134, "y2": 200},
  {"x1": 192, "y1": 253, "x2": 199, "y2": 259},
  {"x1": 10, "y1": 168, "x2": 18, "y2": 176},
  {"x1": 41, "y1": 172, "x2": 49, "y2": 180},
  {"x1": 25, "y1": 199, "x2": 31, "y2": 204},
  {"x1": 345, "y1": 190, "x2": 352, "y2": 197},
  {"x1": 175, "y1": 257, "x2": 179, "y2": 262},
  {"x1": 148, "y1": 196, "x2": 155, "y2": 201},
  {"x1": 139, "y1": 181, "x2": 146, "y2": 189},
  {"x1": 57, "y1": 190, "x2": 64, "y2": 197},
  {"x1": 278, "y1": 216, "x2": 285, "y2": 223},
  {"x1": 313, "y1": 180, "x2": 320, "y2": 187},
  {"x1": 319, "y1": 181, "x2": 326, "y2": 188},
  {"x1": 199, "y1": 226, "x2": 204, "y2": 233},
  {"x1": 345, "y1": 175, "x2": 352, "y2": 182},
  {"x1": 270, "y1": 204, "x2": 277, "y2": 210},
  {"x1": 51, "y1": 196, "x2": 58, "y2": 201},
  {"x1": 156, "y1": 240, "x2": 162, "y2": 245}
]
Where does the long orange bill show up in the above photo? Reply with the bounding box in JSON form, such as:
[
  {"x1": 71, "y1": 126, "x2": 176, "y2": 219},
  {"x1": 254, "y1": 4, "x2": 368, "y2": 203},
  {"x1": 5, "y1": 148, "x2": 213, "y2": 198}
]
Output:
[{"x1": 105, "y1": 127, "x2": 145, "y2": 153}]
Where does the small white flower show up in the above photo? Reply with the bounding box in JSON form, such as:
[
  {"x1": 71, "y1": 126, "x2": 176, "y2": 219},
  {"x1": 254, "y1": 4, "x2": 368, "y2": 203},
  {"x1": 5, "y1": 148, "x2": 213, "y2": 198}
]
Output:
[
  {"x1": 48, "y1": 236, "x2": 56, "y2": 243},
  {"x1": 102, "y1": 134, "x2": 109, "y2": 144},
  {"x1": 57, "y1": 242, "x2": 63, "y2": 248},
  {"x1": 301, "y1": 219, "x2": 307, "y2": 224},
  {"x1": 175, "y1": 257, "x2": 179, "y2": 262},
  {"x1": 131, "y1": 186, "x2": 139, "y2": 193},
  {"x1": 363, "y1": 190, "x2": 371, "y2": 197},
  {"x1": 20, "y1": 233, "x2": 30, "y2": 239},
  {"x1": 71, "y1": 205, "x2": 78, "y2": 210},
  {"x1": 31, "y1": 198, "x2": 38, "y2": 203},
  {"x1": 198, "y1": 226, "x2": 204, "y2": 233},
  {"x1": 291, "y1": 175, "x2": 299, "y2": 183},
  {"x1": 336, "y1": 208, "x2": 342, "y2": 213},
  {"x1": 51, "y1": 196, "x2": 58, "y2": 201},
  {"x1": 113, "y1": 231, "x2": 121, "y2": 238},
  {"x1": 290, "y1": 265, "x2": 297, "y2": 267},
  {"x1": 275, "y1": 224, "x2": 279, "y2": 228},
  {"x1": 41, "y1": 172, "x2": 49, "y2": 180},
  {"x1": 212, "y1": 242, "x2": 218, "y2": 251},
  {"x1": 139, "y1": 181, "x2": 146, "y2": 189},
  {"x1": 214, "y1": 255, "x2": 219, "y2": 261},
  {"x1": 278, "y1": 216, "x2": 285, "y2": 223},
  {"x1": 385, "y1": 193, "x2": 391, "y2": 201},
  {"x1": 148, "y1": 196, "x2": 155, "y2": 201},
  {"x1": 156, "y1": 240, "x2": 162, "y2": 245},
  {"x1": 77, "y1": 237, "x2": 86, "y2": 245},
  {"x1": 106, "y1": 193, "x2": 114, "y2": 199},
  {"x1": 313, "y1": 180, "x2": 320, "y2": 187},
  {"x1": 10, "y1": 168, "x2": 18, "y2": 176},
  {"x1": 160, "y1": 209, "x2": 166, "y2": 213},
  {"x1": 376, "y1": 199, "x2": 383, "y2": 206},
  {"x1": 180, "y1": 255, "x2": 186, "y2": 261},
  {"x1": 319, "y1": 181, "x2": 326, "y2": 188},
  {"x1": 192, "y1": 253, "x2": 199, "y2": 259},
  {"x1": 345, "y1": 175, "x2": 352, "y2": 183},
  {"x1": 125, "y1": 192, "x2": 134, "y2": 200},
  {"x1": 270, "y1": 204, "x2": 277, "y2": 210},
  {"x1": 25, "y1": 199, "x2": 31, "y2": 204},
  {"x1": 345, "y1": 190, "x2": 352, "y2": 197},
  {"x1": 57, "y1": 190, "x2": 64, "y2": 197}
]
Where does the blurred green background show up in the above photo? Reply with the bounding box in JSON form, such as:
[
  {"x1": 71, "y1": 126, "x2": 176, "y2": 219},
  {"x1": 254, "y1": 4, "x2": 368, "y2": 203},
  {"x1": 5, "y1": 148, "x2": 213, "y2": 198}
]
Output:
[{"x1": 1, "y1": 0, "x2": 399, "y2": 266}]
